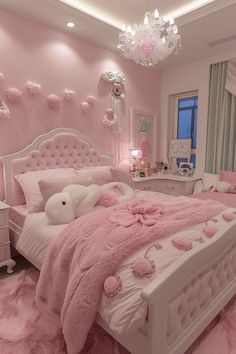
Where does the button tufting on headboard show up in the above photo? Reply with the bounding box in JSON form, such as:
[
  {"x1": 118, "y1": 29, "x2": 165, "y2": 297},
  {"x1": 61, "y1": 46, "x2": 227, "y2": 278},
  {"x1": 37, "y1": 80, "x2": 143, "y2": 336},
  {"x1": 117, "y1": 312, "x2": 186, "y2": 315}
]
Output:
[{"x1": 1, "y1": 129, "x2": 112, "y2": 206}]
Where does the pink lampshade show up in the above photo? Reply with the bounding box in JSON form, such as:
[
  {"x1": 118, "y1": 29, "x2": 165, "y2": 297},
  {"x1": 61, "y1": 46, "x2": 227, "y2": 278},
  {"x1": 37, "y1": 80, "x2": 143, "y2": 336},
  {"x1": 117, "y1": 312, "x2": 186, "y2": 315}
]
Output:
[{"x1": 129, "y1": 148, "x2": 143, "y2": 159}]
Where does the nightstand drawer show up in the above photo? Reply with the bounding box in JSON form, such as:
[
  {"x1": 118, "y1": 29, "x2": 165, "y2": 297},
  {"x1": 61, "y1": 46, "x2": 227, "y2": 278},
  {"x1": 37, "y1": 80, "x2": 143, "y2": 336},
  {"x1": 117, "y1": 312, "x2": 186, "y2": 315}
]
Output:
[
  {"x1": 158, "y1": 181, "x2": 185, "y2": 195},
  {"x1": 143, "y1": 184, "x2": 155, "y2": 191},
  {"x1": 133, "y1": 174, "x2": 198, "y2": 196},
  {"x1": 0, "y1": 227, "x2": 9, "y2": 245},
  {"x1": 0, "y1": 208, "x2": 9, "y2": 227},
  {"x1": 0, "y1": 242, "x2": 11, "y2": 262}
]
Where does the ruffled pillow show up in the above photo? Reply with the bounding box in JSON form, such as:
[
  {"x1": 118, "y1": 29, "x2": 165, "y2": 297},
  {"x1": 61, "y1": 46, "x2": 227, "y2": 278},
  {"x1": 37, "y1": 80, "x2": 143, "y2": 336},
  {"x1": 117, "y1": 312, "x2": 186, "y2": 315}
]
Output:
[{"x1": 219, "y1": 170, "x2": 236, "y2": 184}]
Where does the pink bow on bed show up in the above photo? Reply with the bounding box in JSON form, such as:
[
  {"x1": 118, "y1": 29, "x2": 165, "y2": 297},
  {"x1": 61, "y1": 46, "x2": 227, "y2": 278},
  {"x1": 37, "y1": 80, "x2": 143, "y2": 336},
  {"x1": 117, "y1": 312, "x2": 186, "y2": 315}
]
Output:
[{"x1": 109, "y1": 199, "x2": 163, "y2": 226}]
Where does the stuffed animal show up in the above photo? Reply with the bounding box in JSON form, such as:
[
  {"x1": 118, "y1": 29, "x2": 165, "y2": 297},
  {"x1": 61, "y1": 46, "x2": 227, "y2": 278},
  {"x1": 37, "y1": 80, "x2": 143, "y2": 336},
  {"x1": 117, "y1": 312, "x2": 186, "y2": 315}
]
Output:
[{"x1": 45, "y1": 182, "x2": 135, "y2": 225}]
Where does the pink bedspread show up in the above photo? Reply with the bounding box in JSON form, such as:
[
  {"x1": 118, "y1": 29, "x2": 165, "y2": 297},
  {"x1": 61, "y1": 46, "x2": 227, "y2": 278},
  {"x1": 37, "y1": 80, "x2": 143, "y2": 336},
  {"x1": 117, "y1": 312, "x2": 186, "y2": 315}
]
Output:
[
  {"x1": 191, "y1": 192, "x2": 236, "y2": 208},
  {"x1": 36, "y1": 195, "x2": 225, "y2": 354}
]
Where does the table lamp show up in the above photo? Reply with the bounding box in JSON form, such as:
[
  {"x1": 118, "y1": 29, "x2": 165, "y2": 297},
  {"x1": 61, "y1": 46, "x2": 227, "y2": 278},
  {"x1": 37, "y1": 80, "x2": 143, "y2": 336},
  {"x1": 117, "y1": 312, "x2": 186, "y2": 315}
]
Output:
[{"x1": 129, "y1": 148, "x2": 142, "y2": 172}]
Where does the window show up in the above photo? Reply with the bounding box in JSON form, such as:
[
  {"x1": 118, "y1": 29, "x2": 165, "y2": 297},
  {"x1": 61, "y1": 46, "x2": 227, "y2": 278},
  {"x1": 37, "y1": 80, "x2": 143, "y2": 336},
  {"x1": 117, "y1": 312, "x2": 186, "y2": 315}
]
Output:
[
  {"x1": 169, "y1": 92, "x2": 198, "y2": 168},
  {"x1": 177, "y1": 96, "x2": 198, "y2": 167}
]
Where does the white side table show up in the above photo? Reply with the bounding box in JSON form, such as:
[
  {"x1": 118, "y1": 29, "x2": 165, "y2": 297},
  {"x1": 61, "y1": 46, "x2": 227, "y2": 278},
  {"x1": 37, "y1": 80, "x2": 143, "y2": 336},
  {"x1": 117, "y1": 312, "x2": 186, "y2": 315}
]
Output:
[
  {"x1": 0, "y1": 201, "x2": 16, "y2": 273},
  {"x1": 133, "y1": 173, "x2": 200, "y2": 196}
]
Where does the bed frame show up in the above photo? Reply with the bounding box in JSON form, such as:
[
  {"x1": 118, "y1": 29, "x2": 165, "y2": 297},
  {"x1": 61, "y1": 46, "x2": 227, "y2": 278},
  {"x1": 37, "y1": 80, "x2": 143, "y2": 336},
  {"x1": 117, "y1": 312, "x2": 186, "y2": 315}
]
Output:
[
  {"x1": 1, "y1": 127, "x2": 236, "y2": 354},
  {"x1": 0, "y1": 128, "x2": 112, "y2": 248}
]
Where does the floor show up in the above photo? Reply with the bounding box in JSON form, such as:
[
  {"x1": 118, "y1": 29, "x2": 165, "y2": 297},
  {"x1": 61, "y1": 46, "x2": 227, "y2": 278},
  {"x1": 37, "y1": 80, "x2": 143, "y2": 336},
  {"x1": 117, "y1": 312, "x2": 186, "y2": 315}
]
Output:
[{"x1": 0, "y1": 254, "x2": 32, "y2": 279}]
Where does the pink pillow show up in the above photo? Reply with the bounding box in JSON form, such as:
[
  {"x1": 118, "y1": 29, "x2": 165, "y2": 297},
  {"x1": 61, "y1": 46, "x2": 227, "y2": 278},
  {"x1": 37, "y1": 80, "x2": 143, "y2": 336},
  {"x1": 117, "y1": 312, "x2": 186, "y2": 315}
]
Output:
[
  {"x1": 75, "y1": 166, "x2": 112, "y2": 185},
  {"x1": 227, "y1": 184, "x2": 236, "y2": 194},
  {"x1": 110, "y1": 167, "x2": 135, "y2": 190},
  {"x1": 39, "y1": 166, "x2": 113, "y2": 205},
  {"x1": 15, "y1": 168, "x2": 75, "y2": 213},
  {"x1": 219, "y1": 170, "x2": 236, "y2": 184}
]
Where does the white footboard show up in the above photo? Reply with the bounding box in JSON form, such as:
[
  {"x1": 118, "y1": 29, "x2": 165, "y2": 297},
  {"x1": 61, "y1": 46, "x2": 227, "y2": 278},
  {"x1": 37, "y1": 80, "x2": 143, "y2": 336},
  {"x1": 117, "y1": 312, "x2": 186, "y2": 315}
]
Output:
[
  {"x1": 142, "y1": 221, "x2": 236, "y2": 354},
  {"x1": 99, "y1": 221, "x2": 236, "y2": 354}
]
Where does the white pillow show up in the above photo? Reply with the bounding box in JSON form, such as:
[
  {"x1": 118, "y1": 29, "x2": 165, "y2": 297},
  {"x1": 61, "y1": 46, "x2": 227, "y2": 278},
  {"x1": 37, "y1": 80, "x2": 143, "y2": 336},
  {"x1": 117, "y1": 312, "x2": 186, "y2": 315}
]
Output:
[
  {"x1": 193, "y1": 180, "x2": 204, "y2": 194},
  {"x1": 15, "y1": 168, "x2": 76, "y2": 213},
  {"x1": 202, "y1": 173, "x2": 219, "y2": 191},
  {"x1": 193, "y1": 173, "x2": 219, "y2": 193}
]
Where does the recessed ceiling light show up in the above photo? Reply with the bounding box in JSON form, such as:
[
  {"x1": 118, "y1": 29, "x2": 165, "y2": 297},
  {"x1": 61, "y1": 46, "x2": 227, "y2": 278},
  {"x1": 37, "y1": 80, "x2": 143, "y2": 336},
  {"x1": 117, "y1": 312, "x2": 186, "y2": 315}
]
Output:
[{"x1": 67, "y1": 22, "x2": 76, "y2": 28}]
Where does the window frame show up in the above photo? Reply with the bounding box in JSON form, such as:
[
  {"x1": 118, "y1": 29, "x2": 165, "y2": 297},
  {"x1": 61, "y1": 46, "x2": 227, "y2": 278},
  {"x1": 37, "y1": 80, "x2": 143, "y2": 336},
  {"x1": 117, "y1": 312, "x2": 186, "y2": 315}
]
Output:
[{"x1": 168, "y1": 90, "x2": 198, "y2": 166}]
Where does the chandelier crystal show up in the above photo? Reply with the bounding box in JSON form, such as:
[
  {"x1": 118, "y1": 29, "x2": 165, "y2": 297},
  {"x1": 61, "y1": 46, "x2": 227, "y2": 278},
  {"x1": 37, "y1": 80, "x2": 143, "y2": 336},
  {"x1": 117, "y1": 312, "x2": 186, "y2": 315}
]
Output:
[{"x1": 118, "y1": 10, "x2": 181, "y2": 67}]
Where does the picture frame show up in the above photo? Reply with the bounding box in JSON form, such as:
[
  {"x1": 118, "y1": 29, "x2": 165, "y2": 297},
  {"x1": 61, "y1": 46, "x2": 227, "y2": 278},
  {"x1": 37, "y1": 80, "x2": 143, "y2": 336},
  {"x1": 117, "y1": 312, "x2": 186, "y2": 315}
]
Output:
[
  {"x1": 131, "y1": 171, "x2": 145, "y2": 178},
  {"x1": 179, "y1": 162, "x2": 194, "y2": 176},
  {"x1": 130, "y1": 108, "x2": 156, "y2": 164},
  {"x1": 169, "y1": 139, "x2": 192, "y2": 159}
]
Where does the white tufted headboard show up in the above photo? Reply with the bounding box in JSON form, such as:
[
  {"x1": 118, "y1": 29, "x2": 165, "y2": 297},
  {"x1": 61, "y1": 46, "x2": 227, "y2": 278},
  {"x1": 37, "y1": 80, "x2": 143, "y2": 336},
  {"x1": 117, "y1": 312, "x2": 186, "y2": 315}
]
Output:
[{"x1": 1, "y1": 128, "x2": 113, "y2": 206}]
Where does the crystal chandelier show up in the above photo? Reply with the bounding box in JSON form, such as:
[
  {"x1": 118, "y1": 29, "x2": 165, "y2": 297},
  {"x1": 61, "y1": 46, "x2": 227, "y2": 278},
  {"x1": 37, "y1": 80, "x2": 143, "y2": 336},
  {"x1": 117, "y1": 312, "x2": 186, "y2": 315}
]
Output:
[{"x1": 118, "y1": 9, "x2": 181, "y2": 67}]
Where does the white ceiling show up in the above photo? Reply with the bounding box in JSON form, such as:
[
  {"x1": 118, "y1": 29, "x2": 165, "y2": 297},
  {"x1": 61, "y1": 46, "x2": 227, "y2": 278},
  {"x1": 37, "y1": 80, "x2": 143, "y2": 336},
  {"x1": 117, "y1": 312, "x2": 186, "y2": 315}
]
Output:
[{"x1": 0, "y1": 0, "x2": 236, "y2": 70}]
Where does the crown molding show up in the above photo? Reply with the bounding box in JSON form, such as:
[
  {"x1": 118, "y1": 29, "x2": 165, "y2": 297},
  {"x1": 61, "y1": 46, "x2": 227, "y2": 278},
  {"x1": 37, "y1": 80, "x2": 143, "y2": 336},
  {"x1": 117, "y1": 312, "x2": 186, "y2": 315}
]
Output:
[{"x1": 175, "y1": 0, "x2": 236, "y2": 26}]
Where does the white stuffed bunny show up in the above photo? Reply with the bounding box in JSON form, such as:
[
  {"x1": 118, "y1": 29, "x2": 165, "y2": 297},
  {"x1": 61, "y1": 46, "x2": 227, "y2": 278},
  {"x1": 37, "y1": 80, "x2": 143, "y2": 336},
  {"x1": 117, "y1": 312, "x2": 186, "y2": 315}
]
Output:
[
  {"x1": 45, "y1": 182, "x2": 135, "y2": 225},
  {"x1": 45, "y1": 191, "x2": 75, "y2": 225}
]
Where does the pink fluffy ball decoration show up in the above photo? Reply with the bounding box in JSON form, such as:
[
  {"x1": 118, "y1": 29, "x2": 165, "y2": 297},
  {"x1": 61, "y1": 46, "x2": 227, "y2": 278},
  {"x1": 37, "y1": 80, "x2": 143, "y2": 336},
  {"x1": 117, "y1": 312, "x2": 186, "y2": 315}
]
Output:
[
  {"x1": 104, "y1": 276, "x2": 122, "y2": 298},
  {"x1": 47, "y1": 94, "x2": 60, "y2": 109},
  {"x1": 204, "y1": 226, "x2": 218, "y2": 238},
  {"x1": 5, "y1": 87, "x2": 22, "y2": 104},
  {"x1": 87, "y1": 95, "x2": 97, "y2": 106},
  {"x1": 81, "y1": 102, "x2": 91, "y2": 115},
  {"x1": 223, "y1": 212, "x2": 236, "y2": 222},
  {"x1": 172, "y1": 238, "x2": 193, "y2": 251},
  {"x1": 132, "y1": 257, "x2": 155, "y2": 278}
]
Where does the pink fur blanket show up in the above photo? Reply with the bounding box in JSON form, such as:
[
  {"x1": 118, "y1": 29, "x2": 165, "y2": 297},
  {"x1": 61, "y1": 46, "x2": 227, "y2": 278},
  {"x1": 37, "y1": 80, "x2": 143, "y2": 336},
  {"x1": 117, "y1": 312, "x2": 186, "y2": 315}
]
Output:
[{"x1": 36, "y1": 195, "x2": 225, "y2": 354}]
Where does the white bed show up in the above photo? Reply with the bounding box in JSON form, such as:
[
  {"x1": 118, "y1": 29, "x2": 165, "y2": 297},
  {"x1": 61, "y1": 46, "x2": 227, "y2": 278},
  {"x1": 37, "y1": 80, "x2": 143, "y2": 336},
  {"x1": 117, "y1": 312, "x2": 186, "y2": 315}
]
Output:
[{"x1": 1, "y1": 127, "x2": 236, "y2": 354}]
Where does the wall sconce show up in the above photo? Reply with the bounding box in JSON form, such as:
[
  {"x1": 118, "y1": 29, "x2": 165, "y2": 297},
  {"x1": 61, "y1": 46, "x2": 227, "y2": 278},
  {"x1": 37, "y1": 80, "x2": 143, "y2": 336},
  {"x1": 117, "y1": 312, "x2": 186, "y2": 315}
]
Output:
[{"x1": 129, "y1": 148, "x2": 143, "y2": 172}]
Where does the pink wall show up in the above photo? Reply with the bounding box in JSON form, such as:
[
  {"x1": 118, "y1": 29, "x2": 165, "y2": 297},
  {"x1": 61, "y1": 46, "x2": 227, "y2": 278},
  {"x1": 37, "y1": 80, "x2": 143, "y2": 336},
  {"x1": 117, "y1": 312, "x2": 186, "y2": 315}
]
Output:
[{"x1": 0, "y1": 9, "x2": 160, "y2": 200}]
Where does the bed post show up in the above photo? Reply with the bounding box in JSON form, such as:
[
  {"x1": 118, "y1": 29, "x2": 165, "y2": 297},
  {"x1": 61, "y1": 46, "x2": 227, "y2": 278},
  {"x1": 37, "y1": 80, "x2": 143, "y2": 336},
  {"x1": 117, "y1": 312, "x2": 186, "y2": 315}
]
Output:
[{"x1": 147, "y1": 294, "x2": 168, "y2": 353}]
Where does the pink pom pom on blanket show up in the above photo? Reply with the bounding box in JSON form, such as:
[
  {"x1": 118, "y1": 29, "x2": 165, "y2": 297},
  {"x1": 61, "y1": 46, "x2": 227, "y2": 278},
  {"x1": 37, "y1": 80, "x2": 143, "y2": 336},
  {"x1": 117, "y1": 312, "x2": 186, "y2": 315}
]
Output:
[
  {"x1": 204, "y1": 226, "x2": 218, "y2": 238},
  {"x1": 132, "y1": 258, "x2": 155, "y2": 278},
  {"x1": 104, "y1": 276, "x2": 122, "y2": 298},
  {"x1": 223, "y1": 212, "x2": 236, "y2": 222},
  {"x1": 172, "y1": 238, "x2": 193, "y2": 251},
  {"x1": 132, "y1": 243, "x2": 161, "y2": 278}
]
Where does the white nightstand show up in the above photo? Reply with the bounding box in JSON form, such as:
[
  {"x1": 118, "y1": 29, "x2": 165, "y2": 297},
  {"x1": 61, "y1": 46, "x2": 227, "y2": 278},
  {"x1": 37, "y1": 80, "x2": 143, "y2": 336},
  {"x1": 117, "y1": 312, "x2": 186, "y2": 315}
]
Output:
[
  {"x1": 0, "y1": 201, "x2": 16, "y2": 273},
  {"x1": 133, "y1": 173, "x2": 200, "y2": 196}
]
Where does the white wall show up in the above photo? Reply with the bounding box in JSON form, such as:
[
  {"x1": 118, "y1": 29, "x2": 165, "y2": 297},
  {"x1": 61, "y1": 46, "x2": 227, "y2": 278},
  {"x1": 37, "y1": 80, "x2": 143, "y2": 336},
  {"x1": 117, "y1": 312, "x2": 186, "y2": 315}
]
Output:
[{"x1": 160, "y1": 49, "x2": 236, "y2": 176}]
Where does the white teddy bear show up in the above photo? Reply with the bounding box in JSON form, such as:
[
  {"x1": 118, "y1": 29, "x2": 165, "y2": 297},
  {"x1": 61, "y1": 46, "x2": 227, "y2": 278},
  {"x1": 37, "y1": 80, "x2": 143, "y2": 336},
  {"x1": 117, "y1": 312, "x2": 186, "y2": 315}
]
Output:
[{"x1": 45, "y1": 182, "x2": 135, "y2": 225}]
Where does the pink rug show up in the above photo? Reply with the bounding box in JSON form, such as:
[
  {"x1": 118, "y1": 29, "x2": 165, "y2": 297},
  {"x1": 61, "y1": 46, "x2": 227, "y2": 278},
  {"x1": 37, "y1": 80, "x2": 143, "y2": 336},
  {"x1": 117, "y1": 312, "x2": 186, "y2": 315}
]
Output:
[
  {"x1": 1, "y1": 269, "x2": 236, "y2": 354},
  {"x1": 0, "y1": 269, "x2": 128, "y2": 354}
]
